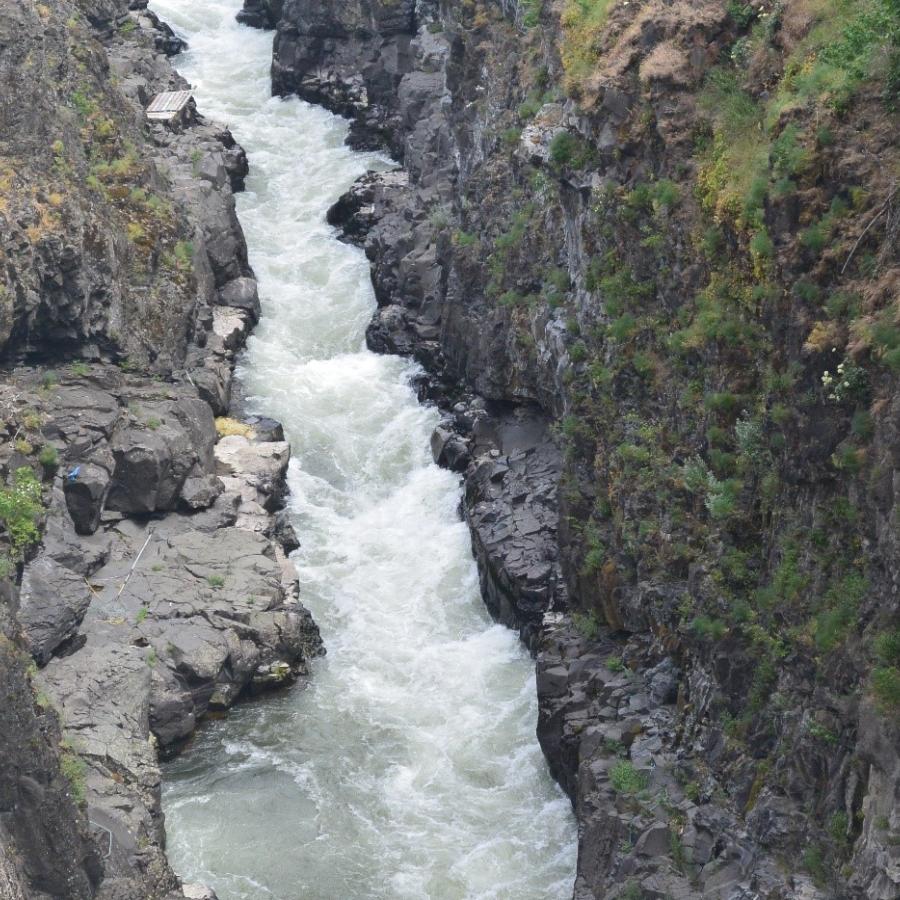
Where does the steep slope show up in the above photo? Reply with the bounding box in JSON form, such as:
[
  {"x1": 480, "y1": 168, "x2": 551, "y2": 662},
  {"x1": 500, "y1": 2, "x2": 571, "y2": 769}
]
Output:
[
  {"x1": 260, "y1": 0, "x2": 900, "y2": 896},
  {"x1": 0, "y1": 2, "x2": 321, "y2": 897}
]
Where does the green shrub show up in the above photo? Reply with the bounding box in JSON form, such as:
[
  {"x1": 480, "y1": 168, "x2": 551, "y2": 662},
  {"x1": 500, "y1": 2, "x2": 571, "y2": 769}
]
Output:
[
  {"x1": 750, "y1": 228, "x2": 774, "y2": 259},
  {"x1": 597, "y1": 269, "x2": 653, "y2": 309},
  {"x1": 874, "y1": 629, "x2": 900, "y2": 665},
  {"x1": 609, "y1": 760, "x2": 648, "y2": 794},
  {"x1": 547, "y1": 267, "x2": 571, "y2": 292},
  {"x1": 755, "y1": 546, "x2": 807, "y2": 609},
  {"x1": 560, "y1": 0, "x2": 614, "y2": 93},
  {"x1": 825, "y1": 291, "x2": 860, "y2": 318},
  {"x1": 549, "y1": 130, "x2": 592, "y2": 169},
  {"x1": 582, "y1": 546, "x2": 605, "y2": 575},
  {"x1": 60, "y1": 751, "x2": 87, "y2": 806},
  {"x1": 802, "y1": 845, "x2": 828, "y2": 886},
  {"x1": 561, "y1": 414, "x2": 589, "y2": 443},
  {"x1": 616, "y1": 443, "x2": 652, "y2": 469},
  {"x1": 38, "y1": 446, "x2": 59, "y2": 472},
  {"x1": 721, "y1": 548, "x2": 752, "y2": 586},
  {"x1": 172, "y1": 240, "x2": 193, "y2": 270},
  {"x1": 872, "y1": 666, "x2": 900, "y2": 713},
  {"x1": 500, "y1": 127, "x2": 522, "y2": 148},
  {"x1": 770, "y1": 403, "x2": 791, "y2": 425},
  {"x1": 632, "y1": 352, "x2": 654, "y2": 379},
  {"x1": 572, "y1": 609, "x2": 602, "y2": 639},
  {"x1": 807, "y1": 721, "x2": 839, "y2": 746},
  {"x1": 709, "y1": 449, "x2": 737, "y2": 476},
  {"x1": 734, "y1": 414, "x2": 765, "y2": 460},
  {"x1": 705, "y1": 477, "x2": 742, "y2": 519},
  {"x1": 681, "y1": 455, "x2": 711, "y2": 494},
  {"x1": 700, "y1": 226, "x2": 725, "y2": 257},
  {"x1": 705, "y1": 392, "x2": 741, "y2": 416},
  {"x1": 517, "y1": 89, "x2": 548, "y2": 120},
  {"x1": 453, "y1": 230, "x2": 477, "y2": 248},
  {"x1": 816, "y1": 125, "x2": 835, "y2": 147},
  {"x1": 521, "y1": 0, "x2": 542, "y2": 27},
  {"x1": 569, "y1": 341, "x2": 588, "y2": 363},
  {"x1": 706, "y1": 425, "x2": 729, "y2": 448},
  {"x1": 652, "y1": 179, "x2": 681, "y2": 210},
  {"x1": 814, "y1": 573, "x2": 867, "y2": 651},
  {"x1": 743, "y1": 176, "x2": 768, "y2": 223},
  {"x1": 727, "y1": 0, "x2": 756, "y2": 28},
  {"x1": 851, "y1": 409, "x2": 874, "y2": 440},
  {"x1": 670, "y1": 831, "x2": 689, "y2": 872},
  {"x1": 828, "y1": 811, "x2": 849, "y2": 843},
  {"x1": 608, "y1": 314, "x2": 637, "y2": 342},
  {"x1": 589, "y1": 362, "x2": 613, "y2": 388},
  {"x1": 0, "y1": 468, "x2": 43, "y2": 557},
  {"x1": 428, "y1": 207, "x2": 450, "y2": 229},
  {"x1": 833, "y1": 446, "x2": 864, "y2": 473},
  {"x1": 692, "y1": 616, "x2": 728, "y2": 640},
  {"x1": 499, "y1": 290, "x2": 526, "y2": 308},
  {"x1": 771, "y1": 124, "x2": 810, "y2": 178},
  {"x1": 207, "y1": 574, "x2": 225, "y2": 589},
  {"x1": 801, "y1": 221, "x2": 829, "y2": 253}
]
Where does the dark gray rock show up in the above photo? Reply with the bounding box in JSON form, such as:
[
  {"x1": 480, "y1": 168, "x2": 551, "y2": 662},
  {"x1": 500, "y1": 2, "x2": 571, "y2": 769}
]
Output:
[
  {"x1": 237, "y1": 0, "x2": 284, "y2": 30},
  {"x1": 0, "y1": 2, "x2": 314, "y2": 896},
  {"x1": 245, "y1": 416, "x2": 285, "y2": 442},
  {"x1": 273, "y1": 509, "x2": 300, "y2": 553},
  {"x1": 0, "y1": 609, "x2": 102, "y2": 899},
  {"x1": 63, "y1": 461, "x2": 111, "y2": 535},
  {"x1": 17, "y1": 557, "x2": 92, "y2": 666},
  {"x1": 179, "y1": 474, "x2": 224, "y2": 511},
  {"x1": 106, "y1": 397, "x2": 217, "y2": 514},
  {"x1": 218, "y1": 276, "x2": 261, "y2": 322}
]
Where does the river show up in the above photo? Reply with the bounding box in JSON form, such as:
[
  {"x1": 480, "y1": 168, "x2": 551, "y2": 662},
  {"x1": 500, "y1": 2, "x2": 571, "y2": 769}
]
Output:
[{"x1": 149, "y1": 1, "x2": 577, "y2": 897}]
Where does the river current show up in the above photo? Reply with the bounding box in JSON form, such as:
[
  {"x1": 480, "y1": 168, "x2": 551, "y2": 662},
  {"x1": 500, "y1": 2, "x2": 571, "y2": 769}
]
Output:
[{"x1": 149, "y1": 2, "x2": 577, "y2": 897}]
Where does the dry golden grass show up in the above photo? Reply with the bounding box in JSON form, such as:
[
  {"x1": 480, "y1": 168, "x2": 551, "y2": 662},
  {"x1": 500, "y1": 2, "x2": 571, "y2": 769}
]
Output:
[{"x1": 215, "y1": 417, "x2": 255, "y2": 438}]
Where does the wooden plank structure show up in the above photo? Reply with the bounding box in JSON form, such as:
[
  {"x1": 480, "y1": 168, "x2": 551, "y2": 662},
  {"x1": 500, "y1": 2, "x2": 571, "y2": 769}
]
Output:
[{"x1": 145, "y1": 90, "x2": 193, "y2": 124}]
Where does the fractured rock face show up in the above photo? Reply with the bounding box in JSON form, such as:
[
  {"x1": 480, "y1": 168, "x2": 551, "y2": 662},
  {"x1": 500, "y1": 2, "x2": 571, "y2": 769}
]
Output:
[
  {"x1": 0, "y1": 3, "x2": 322, "y2": 897},
  {"x1": 106, "y1": 396, "x2": 217, "y2": 514},
  {"x1": 17, "y1": 557, "x2": 93, "y2": 666}
]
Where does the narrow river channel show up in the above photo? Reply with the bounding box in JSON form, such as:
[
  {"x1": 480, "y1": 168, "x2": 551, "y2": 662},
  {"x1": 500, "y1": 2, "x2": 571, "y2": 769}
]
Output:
[{"x1": 149, "y1": 2, "x2": 577, "y2": 897}]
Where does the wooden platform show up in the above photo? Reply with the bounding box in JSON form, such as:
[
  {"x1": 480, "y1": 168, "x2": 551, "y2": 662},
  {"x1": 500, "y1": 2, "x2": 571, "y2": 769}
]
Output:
[{"x1": 146, "y1": 90, "x2": 193, "y2": 123}]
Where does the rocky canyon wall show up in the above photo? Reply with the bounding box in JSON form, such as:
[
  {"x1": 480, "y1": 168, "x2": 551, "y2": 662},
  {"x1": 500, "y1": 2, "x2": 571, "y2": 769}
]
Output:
[
  {"x1": 262, "y1": 0, "x2": 900, "y2": 897},
  {"x1": 0, "y1": 1, "x2": 321, "y2": 896}
]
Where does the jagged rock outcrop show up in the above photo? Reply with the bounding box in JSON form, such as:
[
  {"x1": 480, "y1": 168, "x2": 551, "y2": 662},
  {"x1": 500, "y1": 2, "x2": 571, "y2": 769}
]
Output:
[
  {"x1": 0, "y1": 606, "x2": 102, "y2": 900},
  {"x1": 237, "y1": 0, "x2": 284, "y2": 31},
  {"x1": 0, "y1": 1, "x2": 322, "y2": 897},
  {"x1": 265, "y1": 0, "x2": 900, "y2": 896}
]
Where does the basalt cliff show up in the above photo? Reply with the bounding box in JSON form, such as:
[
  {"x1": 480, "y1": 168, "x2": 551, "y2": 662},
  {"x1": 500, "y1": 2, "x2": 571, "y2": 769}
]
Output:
[
  {"x1": 251, "y1": 0, "x2": 900, "y2": 897},
  {"x1": 0, "y1": 2, "x2": 321, "y2": 897}
]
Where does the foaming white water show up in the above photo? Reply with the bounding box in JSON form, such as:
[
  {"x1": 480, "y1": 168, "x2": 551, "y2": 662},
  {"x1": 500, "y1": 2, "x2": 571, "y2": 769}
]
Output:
[{"x1": 150, "y1": 1, "x2": 576, "y2": 897}]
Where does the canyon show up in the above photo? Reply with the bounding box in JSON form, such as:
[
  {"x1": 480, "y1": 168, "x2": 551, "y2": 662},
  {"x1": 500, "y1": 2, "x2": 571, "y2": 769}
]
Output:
[{"x1": 0, "y1": 0, "x2": 898, "y2": 899}]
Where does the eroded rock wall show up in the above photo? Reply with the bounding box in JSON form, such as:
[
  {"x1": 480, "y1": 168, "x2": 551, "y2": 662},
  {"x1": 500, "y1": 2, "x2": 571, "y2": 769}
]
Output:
[
  {"x1": 264, "y1": 0, "x2": 900, "y2": 896},
  {"x1": 0, "y1": 2, "x2": 322, "y2": 897}
]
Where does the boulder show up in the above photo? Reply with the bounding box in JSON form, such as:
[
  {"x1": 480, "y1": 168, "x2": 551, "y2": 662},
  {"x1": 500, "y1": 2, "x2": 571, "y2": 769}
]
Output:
[
  {"x1": 18, "y1": 557, "x2": 92, "y2": 666},
  {"x1": 106, "y1": 398, "x2": 217, "y2": 514},
  {"x1": 179, "y1": 474, "x2": 224, "y2": 511},
  {"x1": 63, "y1": 462, "x2": 111, "y2": 535},
  {"x1": 218, "y1": 276, "x2": 261, "y2": 322}
]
